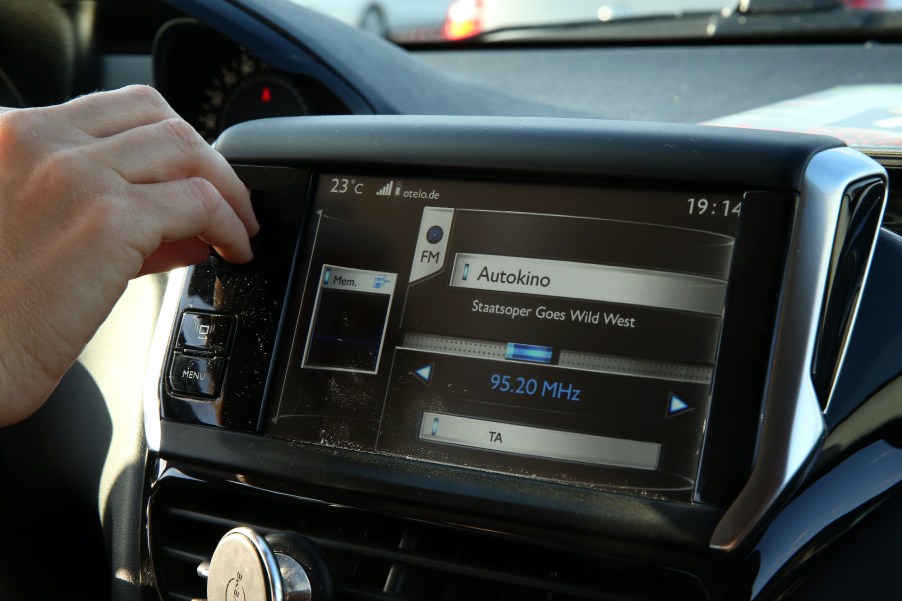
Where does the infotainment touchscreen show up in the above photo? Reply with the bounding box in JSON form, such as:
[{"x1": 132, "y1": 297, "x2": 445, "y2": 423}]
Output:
[{"x1": 267, "y1": 174, "x2": 742, "y2": 494}]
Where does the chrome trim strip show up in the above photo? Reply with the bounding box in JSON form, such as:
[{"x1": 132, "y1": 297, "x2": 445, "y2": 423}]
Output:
[
  {"x1": 820, "y1": 179, "x2": 889, "y2": 412},
  {"x1": 143, "y1": 267, "x2": 188, "y2": 453},
  {"x1": 710, "y1": 147, "x2": 887, "y2": 551}
]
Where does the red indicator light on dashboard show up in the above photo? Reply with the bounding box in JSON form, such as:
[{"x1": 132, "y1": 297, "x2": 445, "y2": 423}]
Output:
[{"x1": 261, "y1": 86, "x2": 272, "y2": 103}]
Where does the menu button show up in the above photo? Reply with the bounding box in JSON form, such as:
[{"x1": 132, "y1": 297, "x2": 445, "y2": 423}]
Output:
[{"x1": 169, "y1": 353, "x2": 225, "y2": 398}]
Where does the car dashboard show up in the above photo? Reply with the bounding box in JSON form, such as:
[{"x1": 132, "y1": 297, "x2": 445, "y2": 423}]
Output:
[
  {"x1": 1, "y1": 2, "x2": 901, "y2": 601},
  {"x1": 142, "y1": 111, "x2": 893, "y2": 601}
]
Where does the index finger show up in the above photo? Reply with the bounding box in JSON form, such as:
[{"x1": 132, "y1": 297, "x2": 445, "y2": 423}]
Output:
[
  {"x1": 58, "y1": 86, "x2": 178, "y2": 139},
  {"x1": 129, "y1": 177, "x2": 254, "y2": 266},
  {"x1": 93, "y1": 116, "x2": 260, "y2": 237}
]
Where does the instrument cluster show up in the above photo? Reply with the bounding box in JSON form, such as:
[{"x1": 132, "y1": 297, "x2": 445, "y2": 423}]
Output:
[{"x1": 153, "y1": 20, "x2": 350, "y2": 143}]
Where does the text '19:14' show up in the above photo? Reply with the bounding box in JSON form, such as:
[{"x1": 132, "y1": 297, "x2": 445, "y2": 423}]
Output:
[{"x1": 687, "y1": 198, "x2": 741, "y2": 216}]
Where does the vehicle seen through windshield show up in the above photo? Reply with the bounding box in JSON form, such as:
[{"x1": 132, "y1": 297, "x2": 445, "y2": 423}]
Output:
[{"x1": 288, "y1": 0, "x2": 902, "y2": 42}]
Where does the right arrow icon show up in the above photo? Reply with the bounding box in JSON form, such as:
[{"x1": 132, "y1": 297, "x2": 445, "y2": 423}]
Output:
[{"x1": 666, "y1": 393, "x2": 692, "y2": 418}]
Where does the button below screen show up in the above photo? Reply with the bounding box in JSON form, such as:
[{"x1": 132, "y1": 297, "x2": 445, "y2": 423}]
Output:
[
  {"x1": 178, "y1": 312, "x2": 233, "y2": 354},
  {"x1": 169, "y1": 353, "x2": 225, "y2": 398}
]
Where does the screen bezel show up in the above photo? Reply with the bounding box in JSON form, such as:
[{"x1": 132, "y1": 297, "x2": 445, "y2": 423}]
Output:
[
  {"x1": 151, "y1": 116, "x2": 883, "y2": 552},
  {"x1": 262, "y1": 168, "x2": 796, "y2": 506}
]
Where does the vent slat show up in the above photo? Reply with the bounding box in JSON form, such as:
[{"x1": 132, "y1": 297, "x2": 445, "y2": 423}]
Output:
[
  {"x1": 336, "y1": 586, "x2": 399, "y2": 601},
  {"x1": 164, "y1": 506, "x2": 275, "y2": 534},
  {"x1": 158, "y1": 510, "x2": 605, "y2": 597},
  {"x1": 150, "y1": 480, "x2": 706, "y2": 601},
  {"x1": 159, "y1": 545, "x2": 208, "y2": 565},
  {"x1": 319, "y1": 542, "x2": 623, "y2": 601},
  {"x1": 163, "y1": 505, "x2": 235, "y2": 526}
]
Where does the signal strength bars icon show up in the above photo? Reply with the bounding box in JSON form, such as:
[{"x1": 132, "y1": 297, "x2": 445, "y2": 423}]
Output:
[{"x1": 376, "y1": 181, "x2": 402, "y2": 197}]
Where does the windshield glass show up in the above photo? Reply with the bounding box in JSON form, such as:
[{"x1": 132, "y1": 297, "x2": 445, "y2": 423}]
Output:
[
  {"x1": 286, "y1": 0, "x2": 902, "y2": 44},
  {"x1": 445, "y1": 0, "x2": 735, "y2": 39}
]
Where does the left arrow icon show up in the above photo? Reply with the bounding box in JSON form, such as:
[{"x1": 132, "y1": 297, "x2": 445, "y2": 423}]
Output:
[{"x1": 413, "y1": 363, "x2": 434, "y2": 385}]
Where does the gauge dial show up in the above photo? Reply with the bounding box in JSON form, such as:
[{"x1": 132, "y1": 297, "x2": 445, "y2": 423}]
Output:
[{"x1": 197, "y1": 52, "x2": 309, "y2": 142}]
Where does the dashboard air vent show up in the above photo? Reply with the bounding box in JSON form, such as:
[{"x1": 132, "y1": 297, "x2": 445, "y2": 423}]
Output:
[{"x1": 149, "y1": 478, "x2": 706, "y2": 601}]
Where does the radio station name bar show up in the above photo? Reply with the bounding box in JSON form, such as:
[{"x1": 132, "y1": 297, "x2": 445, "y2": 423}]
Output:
[{"x1": 449, "y1": 253, "x2": 727, "y2": 315}]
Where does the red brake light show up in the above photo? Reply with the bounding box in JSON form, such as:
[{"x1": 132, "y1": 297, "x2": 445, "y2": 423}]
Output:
[{"x1": 444, "y1": 0, "x2": 483, "y2": 40}]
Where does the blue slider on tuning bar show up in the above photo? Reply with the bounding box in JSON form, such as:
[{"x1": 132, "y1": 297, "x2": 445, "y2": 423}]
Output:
[{"x1": 505, "y1": 342, "x2": 553, "y2": 364}]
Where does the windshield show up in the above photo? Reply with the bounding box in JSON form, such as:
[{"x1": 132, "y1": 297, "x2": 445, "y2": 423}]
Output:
[{"x1": 286, "y1": 0, "x2": 902, "y2": 44}]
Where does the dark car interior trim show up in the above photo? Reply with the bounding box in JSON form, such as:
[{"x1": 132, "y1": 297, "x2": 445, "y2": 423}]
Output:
[
  {"x1": 2, "y1": 1, "x2": 902, "y2": 600},
  {"x1": 140, "y1": 117, "x2": 887, "y2": 601}
]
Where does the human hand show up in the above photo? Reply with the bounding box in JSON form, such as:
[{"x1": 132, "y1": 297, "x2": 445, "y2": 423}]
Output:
[{"x1": 0, "y1": 85, "x2": 259, "y2": 426}]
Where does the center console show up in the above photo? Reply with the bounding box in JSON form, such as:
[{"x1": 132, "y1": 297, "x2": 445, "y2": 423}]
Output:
[{"x1": 143, "y1": 116, "x2": 887, "y2": 601}]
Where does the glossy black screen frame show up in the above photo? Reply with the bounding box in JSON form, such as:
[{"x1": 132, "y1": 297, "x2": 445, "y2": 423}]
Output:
[{"x1": 262, "y1": 168, "x2": 796, "y2": 507}]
